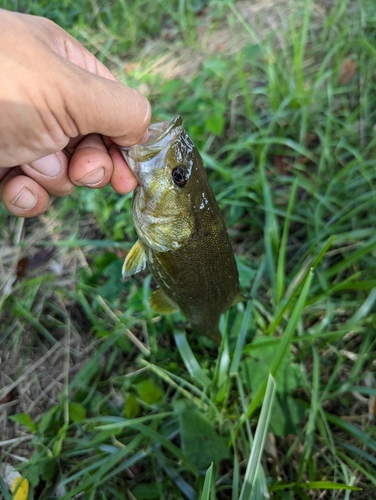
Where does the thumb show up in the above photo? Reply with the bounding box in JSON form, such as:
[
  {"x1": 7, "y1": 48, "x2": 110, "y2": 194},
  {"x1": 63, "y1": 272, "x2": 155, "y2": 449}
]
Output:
[{"x1": 60, "y1": 62, "x2": 151, "y2": 146}]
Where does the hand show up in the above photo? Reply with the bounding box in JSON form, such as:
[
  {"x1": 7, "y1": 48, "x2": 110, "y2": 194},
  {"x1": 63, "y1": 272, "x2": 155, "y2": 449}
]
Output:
[{"x1": 0, "y1": 9, "x2": 151, "y2": 217}]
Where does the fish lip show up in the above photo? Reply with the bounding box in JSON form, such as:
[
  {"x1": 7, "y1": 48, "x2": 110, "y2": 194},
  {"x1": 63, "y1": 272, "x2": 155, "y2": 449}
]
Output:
[
  {"x1": 119, "y1": 115, "x2": 183, "y2": 180},
  {"x1": 142, "y1": 115, "x2": 182, "y2": 147}
]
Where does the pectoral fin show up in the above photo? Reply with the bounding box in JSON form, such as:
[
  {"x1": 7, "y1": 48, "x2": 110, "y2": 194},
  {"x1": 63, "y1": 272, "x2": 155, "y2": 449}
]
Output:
[
  {"x1": 122, "y1": 240, "x2": 147, "y2": 277},
  {"x1": 150, "y1": 289, "x2": 179, "y2": 314}
]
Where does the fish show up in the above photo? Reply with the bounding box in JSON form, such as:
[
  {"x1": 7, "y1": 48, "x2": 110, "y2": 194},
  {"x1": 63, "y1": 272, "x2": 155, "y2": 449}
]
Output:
[{"x1": 119, "y1": 115, "x2": 242, "y2": 343}]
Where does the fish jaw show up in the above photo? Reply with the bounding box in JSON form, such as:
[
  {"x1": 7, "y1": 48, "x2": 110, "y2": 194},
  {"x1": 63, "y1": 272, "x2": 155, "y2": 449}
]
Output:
[{"x1": 119, "y1": 115, "x2": 183, "y2": 184}]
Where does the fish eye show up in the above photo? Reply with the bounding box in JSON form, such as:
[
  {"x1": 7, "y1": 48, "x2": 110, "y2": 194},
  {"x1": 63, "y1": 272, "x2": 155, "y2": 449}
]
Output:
[{"x1": 171, "y1": 166, "x2": 188, "y2": 187}]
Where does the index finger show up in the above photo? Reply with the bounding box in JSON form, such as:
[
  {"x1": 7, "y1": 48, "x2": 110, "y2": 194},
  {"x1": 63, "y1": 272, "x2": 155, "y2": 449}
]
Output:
[{"x1": 59, "y1": 60, "x2": 152, "y2": 146}]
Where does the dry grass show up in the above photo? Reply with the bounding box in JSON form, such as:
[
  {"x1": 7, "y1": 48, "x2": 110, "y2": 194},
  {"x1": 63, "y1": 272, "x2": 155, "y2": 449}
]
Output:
[
  {"x1": 127, "y1": 0, "x2": 329, "y2": 83},
  {"x1": 0, "y1": 211, "x2": 97, "y2": 461}
]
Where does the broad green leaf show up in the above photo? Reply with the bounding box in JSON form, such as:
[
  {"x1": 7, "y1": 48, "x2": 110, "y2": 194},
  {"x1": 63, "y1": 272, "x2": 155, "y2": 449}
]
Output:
[
  {"x1": 179, "y1": 409, "x2": 229, "y2": 470},
  {"x1": 26, "y1": 455, "x2": 57, "y2": 486},
  {"x1": 68, "y1": 402, "x2": 87, "y2": 423},
  {"x1": 9, "y1": 413, "x2": 37, "y2": 433},
  {"x1": 124, "y1": 393, "x2": 140, "y2": 419},
  {"x1": 269, "y1": 394, "x2": 306, "y2": 436},
  {"x1": 134, "y1": 379, "x2": 163, "y2": 405},
  {"x1": 241, "y1": 338, "x2": 304, "y2": 396}
]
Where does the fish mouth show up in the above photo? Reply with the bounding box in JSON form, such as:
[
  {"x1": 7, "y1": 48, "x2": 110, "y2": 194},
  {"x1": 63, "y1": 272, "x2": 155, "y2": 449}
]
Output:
[{"x1": 119, "y1": 116, "x2": 183, "y2": 181}]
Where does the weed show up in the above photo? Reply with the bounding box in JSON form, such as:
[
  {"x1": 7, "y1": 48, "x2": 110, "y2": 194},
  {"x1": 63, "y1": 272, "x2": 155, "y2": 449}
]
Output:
[{"x1": 2, "y1": 0, "x2": 376, "y2": 498}]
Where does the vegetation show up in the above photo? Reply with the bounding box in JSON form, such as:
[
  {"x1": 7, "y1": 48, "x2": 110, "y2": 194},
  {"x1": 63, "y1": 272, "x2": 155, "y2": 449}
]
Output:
[{"x1": 1, "y1": 0, "x2": 376, "y2": 498}]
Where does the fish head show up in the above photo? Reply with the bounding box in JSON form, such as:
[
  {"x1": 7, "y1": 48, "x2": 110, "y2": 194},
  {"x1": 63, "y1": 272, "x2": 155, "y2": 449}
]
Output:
[{"x1": 120, "y1": 116, "x2": 197, "y2": 252}]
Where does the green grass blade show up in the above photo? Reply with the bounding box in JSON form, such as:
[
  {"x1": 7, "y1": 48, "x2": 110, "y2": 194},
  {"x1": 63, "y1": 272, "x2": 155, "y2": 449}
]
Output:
[
  {"x1": 290, "y1": 0, "x2": 311, "y2": 97},
  {"x1": 302, "y1": 481, "x2": 360, "y2": 491},
  {"x1": 174, "y1": 329, "x2": 212, "y2": 388},
  {"x1": 297, "y1": 346, "x2": 320, "y2": 482},
  {"x1": 340, "y1": 441, "x2": 376, "y2": 467},
  {"x1": 0, "y1": 477, "x2": 11, "y2": 500},
  {"x1": 241, "y1": 269, "x2": 314, "y2": 423},
  {"x1": 230, "y1": 300, "x2": 253, "y2": 376},
  {"x1": 95, "y1": 413, "x2": 174, "y2": 432},
  {"x1": 129, "y1": 422, "x2": 199, "y2": 476},
  {"x1": 212, "y1": 332, "x2": 231, "y2": 404},
  {"x1": 239, "y1": 374, "x2": 276, "y2": 500},
  {"x1": 325, "y1": 413, "x2": 376, "y2": 453},
  {"x1": 200, "y1": 463, "x2": 213, "y2": 500},
  {"x1": 231, "y1": 258, "x2": 264, "y2": 376},
  {"x1": 59, "y1": 442, "x2": 139, "y2": 498},
  {"x1": 270, "y1": 481, "x2": 360, "y2": 492},
  {"x1": 347, "y1": 287, "x2": 376, "y2": 325},
  {"x1": 266, "y1": 237, "x2": 333, "y2": 336},
  {"x1": 276, "y1": 178, "x2": 299, "y2": 303},
  {"x1": 139, "y1": 360, "x2": 215, "y2": 411},
  {"x1": 259, "y1": 147, "x2": 279, "y2": 297},
  {"x1": 325, "y1": 235, "x2": 376, "y2": 279},
  {"x1": 339, "y1": 452, "x2": 376, "y2": 488},
  {"x1": 12, "y1": 301, "x2": 57, "y2": 345},
  {"x1": 231, "y1": 449, "x2": 240, "y2": 500},
  {"x1": 162, "y1": 461, "x2": 197, "y2": 500}
]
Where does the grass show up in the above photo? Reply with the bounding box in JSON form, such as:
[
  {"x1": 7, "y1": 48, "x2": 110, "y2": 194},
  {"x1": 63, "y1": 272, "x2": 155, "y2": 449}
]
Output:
[{"x1": 2, "y1": 0, "x2": 376, "y2": 498}]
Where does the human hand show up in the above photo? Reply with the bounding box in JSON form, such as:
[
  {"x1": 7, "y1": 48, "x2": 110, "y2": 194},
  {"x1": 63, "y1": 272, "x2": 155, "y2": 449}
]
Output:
[{"x1": 0, "y1": 9, "x2": 151, "y2": 217}]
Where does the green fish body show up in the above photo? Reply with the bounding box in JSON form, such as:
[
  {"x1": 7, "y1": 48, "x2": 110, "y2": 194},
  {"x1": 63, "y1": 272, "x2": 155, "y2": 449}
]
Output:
[{"x1": 120, "y1": 116, "x2": 241, "y2": 342}]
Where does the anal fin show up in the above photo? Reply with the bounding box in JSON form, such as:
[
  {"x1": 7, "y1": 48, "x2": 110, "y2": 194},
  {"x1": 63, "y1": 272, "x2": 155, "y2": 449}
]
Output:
[{"x1": 231, "y1": 291, "x2": 247, "y2": 307}]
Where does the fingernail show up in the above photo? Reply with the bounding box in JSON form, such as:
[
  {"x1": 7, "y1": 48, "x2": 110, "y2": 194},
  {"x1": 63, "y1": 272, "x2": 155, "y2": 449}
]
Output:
[
  {"x1": 77, "y1": 167, "x2": 106, "y2": 186},
  {"x1": 11, "y1": 188, "x2": 37, "y2": 210},
  {"x1": 31, "y1": 154, "x2": 61, "y2": 177}
]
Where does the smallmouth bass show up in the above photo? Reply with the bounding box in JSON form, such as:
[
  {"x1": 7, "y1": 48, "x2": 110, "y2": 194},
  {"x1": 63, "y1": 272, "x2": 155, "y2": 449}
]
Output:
[{"x1": 120, "y1": 116, "x2": 242, "y2": 342}]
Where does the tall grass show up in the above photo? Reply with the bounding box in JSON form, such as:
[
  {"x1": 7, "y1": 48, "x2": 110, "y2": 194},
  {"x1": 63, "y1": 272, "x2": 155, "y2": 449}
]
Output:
[{"x1": 1, "y1": 0, "x2": 376, "y2": 498}]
